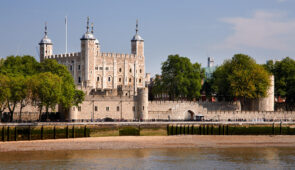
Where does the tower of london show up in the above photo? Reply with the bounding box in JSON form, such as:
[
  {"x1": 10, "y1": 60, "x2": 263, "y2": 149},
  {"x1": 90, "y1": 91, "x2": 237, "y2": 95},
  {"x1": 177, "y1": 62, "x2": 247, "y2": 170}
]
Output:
[
  {"x1": 39, "y1": 18, "x2": 150, "y2": 121},
  {"x1": 36, "y1": 17, "x2": 275, "y2": 122}
]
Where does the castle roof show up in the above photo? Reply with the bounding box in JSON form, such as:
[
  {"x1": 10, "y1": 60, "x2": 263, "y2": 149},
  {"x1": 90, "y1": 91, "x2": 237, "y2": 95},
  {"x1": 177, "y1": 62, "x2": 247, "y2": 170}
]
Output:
[
  {"x1": 39, "y1": 35, "x2": 52, "y2": 44},
  {"x1": 81, "y1": 32, "x2": 95, "y2": 40},
  {"x1": 39, "y1": 22, "x2": 52, "y2": 45},
  {"x1": 131, "y1": 19, "x2": 144, "y2": 41},
  {"x1": 131, "y1": 34, "x2": 144, "y2": 41},
  {"x1": 80, "y1": 17, "x2": 96, "y2": 40}
]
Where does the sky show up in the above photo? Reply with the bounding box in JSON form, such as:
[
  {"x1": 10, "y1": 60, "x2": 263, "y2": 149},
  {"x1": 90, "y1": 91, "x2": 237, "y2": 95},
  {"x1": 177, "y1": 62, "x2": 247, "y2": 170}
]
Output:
[{"x1": 0, "y1": 0, "x2": 295, "y2": 76}]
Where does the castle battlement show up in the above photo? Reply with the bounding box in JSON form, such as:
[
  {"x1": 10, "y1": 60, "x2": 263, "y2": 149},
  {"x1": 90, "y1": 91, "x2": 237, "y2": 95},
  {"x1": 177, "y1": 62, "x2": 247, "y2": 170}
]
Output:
[
  {"x1": 46, "y1": 52, "x2": 80, "y2": 59},
  {"x1": 101, "y1": 52, "x2": 137, "y2": 59}
]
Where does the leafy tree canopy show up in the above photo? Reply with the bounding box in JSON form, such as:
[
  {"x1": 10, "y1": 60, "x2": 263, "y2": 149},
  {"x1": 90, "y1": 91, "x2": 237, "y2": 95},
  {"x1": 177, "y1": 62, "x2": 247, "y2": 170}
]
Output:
[
  {"x1": 212, "y1": 54, "x2": 270, "y2": 100},
  {"x1": 152, "y1": 54, "x2": 204, "y2": 100},
  {"x1": 0, "y1": 55, "x2": 85, "y2": 121},
  {"x1": 273, "y1": 57, "x2": 295, "y2": 104}
]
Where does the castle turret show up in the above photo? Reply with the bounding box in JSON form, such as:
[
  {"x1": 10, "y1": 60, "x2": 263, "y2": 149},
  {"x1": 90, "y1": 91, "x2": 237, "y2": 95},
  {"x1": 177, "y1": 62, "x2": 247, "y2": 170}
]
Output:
[
  {"x1": 131, "y1": 20, "x2": 144, "y2": 57},
  {"x1": 80, "y1": 17, "x2": 96, "y2": 88},
  {"x1": 91, "y1": 23, "x2": 101, "y2": 54},
  {"x1": 39, "y1": 22, "x2": 53, "y2": 62},
  {"x1": 138, "y1": 87, "x2": 148, "y2": 120}
]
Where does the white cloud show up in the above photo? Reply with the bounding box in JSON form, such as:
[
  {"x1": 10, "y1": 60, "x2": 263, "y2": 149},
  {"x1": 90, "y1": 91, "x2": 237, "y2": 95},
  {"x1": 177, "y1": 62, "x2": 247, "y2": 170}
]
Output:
[{"x1": 215, "y1": 10, "x2": 295, "y2": 52}]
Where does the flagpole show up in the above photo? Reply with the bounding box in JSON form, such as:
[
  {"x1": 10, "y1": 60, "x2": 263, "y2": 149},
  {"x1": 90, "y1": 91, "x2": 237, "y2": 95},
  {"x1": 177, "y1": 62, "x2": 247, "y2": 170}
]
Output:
[{"x1": 65, "y1": 16, "x2": 68, "y2": 54}]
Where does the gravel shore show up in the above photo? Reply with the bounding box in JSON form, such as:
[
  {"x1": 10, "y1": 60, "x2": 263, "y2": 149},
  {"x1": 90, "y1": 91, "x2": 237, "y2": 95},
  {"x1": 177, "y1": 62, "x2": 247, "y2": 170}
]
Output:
[{"x1": 1, "y1": 136, "x2": 295, "y2": 152}]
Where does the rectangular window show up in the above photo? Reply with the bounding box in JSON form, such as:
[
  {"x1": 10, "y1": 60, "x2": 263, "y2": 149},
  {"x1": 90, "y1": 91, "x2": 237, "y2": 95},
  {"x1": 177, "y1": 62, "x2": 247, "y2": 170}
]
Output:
[
  {"x1": 78, "y1": 106, "x2": 81, "y2": 111},
  {"x1": 143, "y1": 106, "x2": 144, "y2": 110},
  {"x1": 106, "y1": 107, "x2": 109, "y2": 111},
  {"x1": 95, "y1": 67, "x2": 98, "y2": 70},
  {"x1": 132, "y1": 106, "x2": 135, "y2": 111},
  {"x1": 106, "y1": 67, "x2": 109, "y2": 70},
  {"x1": 117, "y1": 106, "x2": 119, "y2": 111},
  {"x1": 78, "y1": 65, "x2": 81, "y2": 70},
  {"x1": 78, "y1": 77, "x2": 81, "y2": 83},
  {"x1": 99, "y1": 67, "x2": 103, "y2": 70},
  {"x1": 70, "y1": 65, "x2": 72, "y2": 71},
  {"x1": 95, "y1": 106, "x2": 98, "y2": 111}
]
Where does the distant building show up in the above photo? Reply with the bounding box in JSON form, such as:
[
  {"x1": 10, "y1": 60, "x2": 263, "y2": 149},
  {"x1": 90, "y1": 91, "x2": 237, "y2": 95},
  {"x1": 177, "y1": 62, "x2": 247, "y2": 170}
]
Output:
[{"x1": 203, "y1": 57, "x2": 217, "y2": 79}]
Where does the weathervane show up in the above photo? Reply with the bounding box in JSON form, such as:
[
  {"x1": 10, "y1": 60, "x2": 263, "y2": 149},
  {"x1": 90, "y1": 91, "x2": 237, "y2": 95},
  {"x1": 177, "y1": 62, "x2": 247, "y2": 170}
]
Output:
[
  {"x1": 86, "y1": 16, "x2": 90, "y2": 33},
  {"x1": 136, "y1": 19, "x2": 138, "y2": 34},
  {"x1": 45, "y1": 22, "x2": 48, "y2": 36}
]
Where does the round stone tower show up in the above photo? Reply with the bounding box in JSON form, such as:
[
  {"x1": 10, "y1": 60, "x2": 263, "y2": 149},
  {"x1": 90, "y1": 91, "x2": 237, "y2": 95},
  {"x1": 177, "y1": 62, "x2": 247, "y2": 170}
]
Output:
[
  {"x1": 80, "y1": 17, "x2": 96, "y2": 88},
  {"x1": 137, "y1": 87, "x2": 149, "y2": 120}
]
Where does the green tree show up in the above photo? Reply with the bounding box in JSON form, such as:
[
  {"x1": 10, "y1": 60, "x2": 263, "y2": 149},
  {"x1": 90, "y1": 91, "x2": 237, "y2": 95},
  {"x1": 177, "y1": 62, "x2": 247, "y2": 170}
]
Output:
[
  {"x1": 39, "y1": 59, "x2": 85, "y2": 112},
  {"x1": 0, "y1": 56, "x2": 85, "y2": 122},
  {"x1": 0, "y1": 74, "x2": 9, "y2": 117},
  {"x1": 153, "y1": 54, "x2": 204, "y2": 100},
  {"x1": 212, "y1": 54, "x2": 270, "y2": 109},
  {"x1": 263, "y1": 60, "x2": 275, "y2": 74},
  {"x1": 30, "y1": 72, "x2": 62, "y2": 121},
  {"x1": 6, "y1": 76, "x2": 27, "y2": 121},
  {"x1": 273, "y1": 57, "x2": 295, "y2": 109},
  {"x1": 0, "y1": 55, "x2": 39, "y2": 76}
]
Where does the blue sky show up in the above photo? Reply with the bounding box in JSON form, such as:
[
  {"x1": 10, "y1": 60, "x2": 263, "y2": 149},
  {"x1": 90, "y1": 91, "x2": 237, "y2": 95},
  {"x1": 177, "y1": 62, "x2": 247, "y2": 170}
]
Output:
[{"x1": 0, "y1": 0, "x2": 295, "y2": 75}]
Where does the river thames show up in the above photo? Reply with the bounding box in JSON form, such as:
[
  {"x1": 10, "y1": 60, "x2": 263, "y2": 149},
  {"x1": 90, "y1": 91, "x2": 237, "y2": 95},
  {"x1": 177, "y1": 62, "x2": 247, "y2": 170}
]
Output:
[{"x1": 0, "y1": 147, "x2": 295, "y2": 169}]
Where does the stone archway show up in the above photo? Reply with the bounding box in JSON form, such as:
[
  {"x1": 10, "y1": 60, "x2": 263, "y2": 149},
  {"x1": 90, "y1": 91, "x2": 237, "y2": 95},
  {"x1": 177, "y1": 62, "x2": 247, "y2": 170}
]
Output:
[{"x1": 185, "y1": 110, "x2": 195, "y2": 120}]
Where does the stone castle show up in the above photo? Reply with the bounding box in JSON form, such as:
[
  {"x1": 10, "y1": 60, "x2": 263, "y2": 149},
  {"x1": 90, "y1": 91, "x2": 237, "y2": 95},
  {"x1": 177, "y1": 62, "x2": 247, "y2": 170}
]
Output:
[
  {"x1": 35, "y1": 17, "x2": 279, "y2": 122},
  {"x1": 39, "y1": 18, "x2": 151, "y2": 121}
]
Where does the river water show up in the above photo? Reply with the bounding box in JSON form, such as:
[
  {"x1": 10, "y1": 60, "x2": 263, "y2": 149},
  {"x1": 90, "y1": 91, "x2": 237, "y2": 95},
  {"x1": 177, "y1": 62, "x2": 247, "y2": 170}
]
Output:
[{"x1": 0, "y1": 147, "x2": 295, "y2": 169}]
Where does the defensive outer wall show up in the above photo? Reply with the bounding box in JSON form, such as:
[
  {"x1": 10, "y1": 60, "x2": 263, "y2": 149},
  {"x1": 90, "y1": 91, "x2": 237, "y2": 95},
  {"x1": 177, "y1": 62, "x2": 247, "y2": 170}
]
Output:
[{"x1": 2, "y1": 100, "x2": 295, "y2": 122}]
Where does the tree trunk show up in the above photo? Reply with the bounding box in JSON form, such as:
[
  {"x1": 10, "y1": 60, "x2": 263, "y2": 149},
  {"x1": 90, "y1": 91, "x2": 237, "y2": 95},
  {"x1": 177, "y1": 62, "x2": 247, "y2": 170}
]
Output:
[
  {"x1": 46, "y1": 107, "x2": 49, "y2": 121},
  {"x1": 39, "y1": 105, "x2": 43, "y2": 122},
  {"x1": 19, "y1": 100, "x2": 24, "y2": 122},
  {"x1": 7, "y1": 102, "x2": 16, "y2": 122}
]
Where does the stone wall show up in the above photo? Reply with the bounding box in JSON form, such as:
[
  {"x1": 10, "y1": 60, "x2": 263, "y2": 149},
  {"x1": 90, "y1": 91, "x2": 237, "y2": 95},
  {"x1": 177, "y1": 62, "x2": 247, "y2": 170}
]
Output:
[
  {"x1": 199, "y1": 101, "x2": 241, "y2": 111},
  {"x1": 205, "y1": 111, "x2": 295, "y2": 122},
  {"x1": 69, "y1": 95, "x2": 139, "y2": 121},
  {"x1": 148, "y1": 101, "x2": 207, "y2": 120}
]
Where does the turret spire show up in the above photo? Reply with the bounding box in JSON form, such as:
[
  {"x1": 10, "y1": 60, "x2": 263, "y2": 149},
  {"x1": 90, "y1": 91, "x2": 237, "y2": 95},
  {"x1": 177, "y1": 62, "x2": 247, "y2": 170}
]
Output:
[
  {"x1": 45, "y1": 22, "x2": 48, "y2": 36},
  {"x1": 86, "y1": 16, "x2": 90, "y2": 33},
  {"x1": 136, "y1": 19, "x2": 138, "y2": 34}
]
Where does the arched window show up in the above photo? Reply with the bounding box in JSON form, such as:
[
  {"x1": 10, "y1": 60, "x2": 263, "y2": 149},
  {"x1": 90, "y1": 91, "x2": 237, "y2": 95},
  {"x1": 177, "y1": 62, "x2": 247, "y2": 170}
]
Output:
[
  {"x1": 129, "y1": 78, "x2": 132, "y2": 82},
  {"x1": 140, "y1": 69, "x2": 142, "y2": 73},
  {"x1": 119, "y1": 68, "x2": 122, "y2": 72},
  {"x1": 97, "y1": 77, "x2": 100, "y2": 81},
  {"x1": 108, "y1": 76, "x2": 111, "y2": 82},
  {"x1": 139, "y1": 79, "x2": 142, "y2": 83},
  {"x1": 78, "y1": 77, "x2": 81, "y2": 83},
  {"x1": 129, "y1": 68, "x2": 132, "y2": 73},
  {"x1": 119, "y1": 78, "x2": 121, "y2": 82}
]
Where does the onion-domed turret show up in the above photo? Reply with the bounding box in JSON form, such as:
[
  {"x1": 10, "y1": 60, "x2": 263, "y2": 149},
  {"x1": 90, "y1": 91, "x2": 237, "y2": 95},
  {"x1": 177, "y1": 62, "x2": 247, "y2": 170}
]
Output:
[
  {"x1": 39, "y1": 22, "x2": 53, "y2": 62},
  {"x1": 39, "y1": 23, "x2": 52, "y2": 45},
  {"x1": 131, "y1": 20, "x2": 144, "y2": 56},
  {"x1": 94, "y1": 39, "x2": 99, "y2": 44},
  {"x1": 131, "y1": 20, "x2": 144, "y2": 41},
  {"x1": 81, "y1": 17, "x2": 95, "y2": 40}
]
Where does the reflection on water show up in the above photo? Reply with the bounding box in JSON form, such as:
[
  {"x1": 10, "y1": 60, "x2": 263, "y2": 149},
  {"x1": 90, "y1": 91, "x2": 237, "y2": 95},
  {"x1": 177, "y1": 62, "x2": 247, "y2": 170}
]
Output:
[{"x1": 0, "y1": 147, "x2": 295, "y2": 169}]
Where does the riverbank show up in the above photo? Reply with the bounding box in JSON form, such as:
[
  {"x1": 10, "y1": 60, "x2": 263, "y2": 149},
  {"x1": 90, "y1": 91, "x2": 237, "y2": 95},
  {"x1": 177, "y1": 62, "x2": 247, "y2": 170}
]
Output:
[{"x1": 1, "y1": 136, "x2": 295, "y2": 152}]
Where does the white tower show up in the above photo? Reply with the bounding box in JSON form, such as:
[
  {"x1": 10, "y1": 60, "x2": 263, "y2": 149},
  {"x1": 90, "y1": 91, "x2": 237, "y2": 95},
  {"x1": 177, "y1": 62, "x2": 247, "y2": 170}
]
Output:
[
  {"x1": 39, "y1": 22, "x2": 53, "y2": 62},
  {"x1": 131, "y1": 20, "x2": 144, "y2": 57},
  {"x1": 80, "y1": 17, "x2": 96, "y2": 88}
]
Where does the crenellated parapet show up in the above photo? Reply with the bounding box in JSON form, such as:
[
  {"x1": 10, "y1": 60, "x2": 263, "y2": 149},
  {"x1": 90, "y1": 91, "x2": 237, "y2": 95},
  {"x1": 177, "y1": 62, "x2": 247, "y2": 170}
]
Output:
[
  {"x1": 101, "y1": 52, "x2": 140, "y2": 59},
  {"x1": 46, "y1": 52, "x2": 81, "y2": 59}
]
